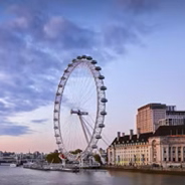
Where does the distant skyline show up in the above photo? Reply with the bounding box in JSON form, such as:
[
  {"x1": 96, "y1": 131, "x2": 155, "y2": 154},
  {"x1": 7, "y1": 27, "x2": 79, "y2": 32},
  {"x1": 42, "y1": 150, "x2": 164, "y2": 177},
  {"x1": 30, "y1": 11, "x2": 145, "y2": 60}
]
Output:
[{"x1": 0, "y1": 0, "x2": 185, "y2": 152}]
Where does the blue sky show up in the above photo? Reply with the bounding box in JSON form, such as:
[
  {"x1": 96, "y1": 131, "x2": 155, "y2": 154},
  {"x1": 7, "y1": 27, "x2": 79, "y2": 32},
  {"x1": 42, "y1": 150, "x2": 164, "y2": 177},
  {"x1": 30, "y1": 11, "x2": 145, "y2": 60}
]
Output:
[{"x1": 0, "y1": 0, "x2": 185, "y2": 153}]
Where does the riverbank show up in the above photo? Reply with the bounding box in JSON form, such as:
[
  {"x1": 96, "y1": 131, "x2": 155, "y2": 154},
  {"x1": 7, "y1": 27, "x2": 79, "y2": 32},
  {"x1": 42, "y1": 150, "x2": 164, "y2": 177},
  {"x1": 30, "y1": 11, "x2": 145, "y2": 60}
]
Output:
[{"x1": 101, "y1": 166, "x2": 185, "y2": 176}]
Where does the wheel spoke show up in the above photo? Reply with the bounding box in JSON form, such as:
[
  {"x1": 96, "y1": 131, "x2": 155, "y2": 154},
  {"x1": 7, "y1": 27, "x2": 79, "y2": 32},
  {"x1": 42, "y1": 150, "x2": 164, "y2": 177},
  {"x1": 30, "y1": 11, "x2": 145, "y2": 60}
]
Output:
[{"x1": 53, "y1": 56, "x2": 107, "y2": 161}]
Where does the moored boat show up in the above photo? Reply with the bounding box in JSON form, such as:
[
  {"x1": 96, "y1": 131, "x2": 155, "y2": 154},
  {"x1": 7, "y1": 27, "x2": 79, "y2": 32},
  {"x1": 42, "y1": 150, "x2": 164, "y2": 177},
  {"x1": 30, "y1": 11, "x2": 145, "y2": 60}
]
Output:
[
  {"x1": 10, "y1": 163, "x2": 18, "y2": 168},
  {"x1": 59, "y1": 166, "x2": 80, "y2": 173}
]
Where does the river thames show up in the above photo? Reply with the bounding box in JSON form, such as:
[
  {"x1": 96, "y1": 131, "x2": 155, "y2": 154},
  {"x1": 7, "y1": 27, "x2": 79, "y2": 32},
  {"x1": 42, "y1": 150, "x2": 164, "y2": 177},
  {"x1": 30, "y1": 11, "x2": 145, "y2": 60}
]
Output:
[{"x1": 1, "y1": 166, "x2": 185, "y2": 185}]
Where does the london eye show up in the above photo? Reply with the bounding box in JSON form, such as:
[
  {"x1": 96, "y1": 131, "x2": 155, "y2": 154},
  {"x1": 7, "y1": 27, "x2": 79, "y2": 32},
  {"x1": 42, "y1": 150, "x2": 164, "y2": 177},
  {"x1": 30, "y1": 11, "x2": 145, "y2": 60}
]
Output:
[{"x1": 53, "y1": 55, "x2": 107, "y2": 161}]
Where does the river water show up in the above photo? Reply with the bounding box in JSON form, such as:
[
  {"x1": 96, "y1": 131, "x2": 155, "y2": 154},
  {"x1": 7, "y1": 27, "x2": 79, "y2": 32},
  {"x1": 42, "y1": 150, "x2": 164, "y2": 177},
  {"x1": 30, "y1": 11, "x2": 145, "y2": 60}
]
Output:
[{"x1": 1, "y1": 166, "x2": 185, "y2": 185}]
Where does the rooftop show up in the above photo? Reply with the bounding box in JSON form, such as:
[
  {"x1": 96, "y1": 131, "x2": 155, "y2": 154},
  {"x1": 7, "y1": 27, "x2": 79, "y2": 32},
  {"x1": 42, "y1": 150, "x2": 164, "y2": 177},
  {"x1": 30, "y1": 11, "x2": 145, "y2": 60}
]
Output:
[
  {"x1": 138, "y1": 103, "x2": 167, "y2": 111},
  {"x1": 154, "y1": 125, "x2": 185, "y2": 136},
  {"x1": 110, "y1": 125, "x2": 185, "y2": 146}
]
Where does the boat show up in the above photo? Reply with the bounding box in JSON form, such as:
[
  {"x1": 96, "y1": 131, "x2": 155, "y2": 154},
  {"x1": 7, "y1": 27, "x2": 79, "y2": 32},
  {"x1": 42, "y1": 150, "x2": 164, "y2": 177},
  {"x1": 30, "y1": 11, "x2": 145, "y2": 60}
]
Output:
[
  {"x1": 23, "y1": 163, "x2": 50, "y2": 171},
  {"x1": 23, "y1": 162, "x2": 34, "y2": 168},
  {"x1": 23, "y1": 161, "x2": 80, "y2": 173},
  {"x1": 59, "y1": 166, "x2": 80, "y2": 173},
  {"x1": 31, "y1": 166, "x2": 50, "y2": 171},
  {"x1": 10, "y1": 163, "x2": 17, "y2": 167},
  {"x1": 49, "y1": 164, "x2": 80, "y2": 172}
]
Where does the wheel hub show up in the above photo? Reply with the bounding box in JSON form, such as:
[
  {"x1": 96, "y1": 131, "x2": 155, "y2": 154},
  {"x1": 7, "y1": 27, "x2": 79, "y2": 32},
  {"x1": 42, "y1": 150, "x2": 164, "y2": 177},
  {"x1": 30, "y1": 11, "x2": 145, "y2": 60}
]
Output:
[{"x1": 71, "y1": 109, "x2": 88, "y2": 116}]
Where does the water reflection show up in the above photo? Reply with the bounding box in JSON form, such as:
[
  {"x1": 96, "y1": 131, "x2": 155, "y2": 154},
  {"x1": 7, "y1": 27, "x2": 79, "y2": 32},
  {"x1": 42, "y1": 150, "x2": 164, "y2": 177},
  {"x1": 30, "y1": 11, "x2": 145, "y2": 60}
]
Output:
[
  {"x1": 108, "y1": 170, "x2": 185, "y2": 185},
  {"x1": 1, "y1": 167, "x2": 185, "y2": 185}
]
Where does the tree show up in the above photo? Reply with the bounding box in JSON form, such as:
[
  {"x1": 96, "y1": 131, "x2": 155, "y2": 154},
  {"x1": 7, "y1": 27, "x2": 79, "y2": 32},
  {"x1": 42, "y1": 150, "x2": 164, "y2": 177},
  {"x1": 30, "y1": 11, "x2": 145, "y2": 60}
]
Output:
[
  {"x1": 70, "y1": 149, "x2": 82, "y2": 155},
  {"x1": 46, "y1": 152, "x2": 61, "y2": 163},
  {"x1": 94, "y1": 154, "x2": 102, "y2": 165}
]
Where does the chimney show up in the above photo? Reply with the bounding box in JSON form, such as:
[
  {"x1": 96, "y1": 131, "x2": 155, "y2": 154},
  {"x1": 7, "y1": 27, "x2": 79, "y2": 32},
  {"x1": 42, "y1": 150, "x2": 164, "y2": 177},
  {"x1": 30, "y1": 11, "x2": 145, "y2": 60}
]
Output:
[
  {"x1": 137, "y1": 128, "x2": 141, "y2": 139},
  {"x1": 122, "y1": 132, "x2": 125, "y2": 137},
  {"x1": 117, "y1": 132, "x2": 120, "y2": 141},
  {"x1": 129, "y1": 129, "x2": 133, "y2": 140}
]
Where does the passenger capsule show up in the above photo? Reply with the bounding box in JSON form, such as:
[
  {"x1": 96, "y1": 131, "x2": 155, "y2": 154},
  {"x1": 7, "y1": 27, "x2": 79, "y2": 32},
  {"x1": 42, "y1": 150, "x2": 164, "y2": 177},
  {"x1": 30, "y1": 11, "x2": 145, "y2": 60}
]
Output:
[
  {"x1": 72, "y1": 59, "x2": 77, "y2": 62},
  {"x1": 55, "y1": 101, "x2": 59, "y2": 104},
  {"x1": 54, "y1": 109, "x2": 58, "y2": 113},
  {"x1": 54, "y1": 126, "x2": 58, "y2": 129},
  {"x1": 77, "y1": 56, "x2": 82, "y2": 59},
  {"x1": 56, "y1": 92, "x2": 61, "y2": 96},
  {"x1": 86, "y1": 56, "x2": 92, "y2": 60},
  {"x1": 100, "y1": 111, "x2": 107, "y2": 116},
  {"x1": 64, "y1": 69, "x2": 69, "y2": 73},
  {"x1": 61, "y1": 76, "x2": 66, "y2": 80},
  {"x1": 54, "y1": 118, "x2": 58, "y2": 121},
  {"x1": 55, "y1": 134, "x2": 59, "y2": 137},
  {"x1": 96, "y1": 135, "x2": 102, "y2": 139},
  {"x1": 68, "y1": 63, "x2": 73, "y2": 67},
  {"x1": 98, "y1": 123, "x2": 105, "y2": 128},
  {"x1": 81, "y1": 55, "x2": 87, "y2": 59},
  {"x1": 101, "y1": 98, "x2": 108, "y2": 103},
  {"x1": 56, "y1": 141, "x2": 61, "y2": 145},
  {"x1": 98, "y1": 75, "x2": 105, "y2": 80},
  {"x1": 91, "y1": 60, "x2": 97, "y2": 65},
  {"x1": 92, "y1": 145, "x2": 97, "y2": 149},
  {"x1": 95, "y1": 66, "x2": 101, "y2": 71},
  {"x1": 100, "y1": 86, "x2": 107, "y2": 91},
  {"x1": 58, "y1": 84, "x2": 63, "y2": 88}
]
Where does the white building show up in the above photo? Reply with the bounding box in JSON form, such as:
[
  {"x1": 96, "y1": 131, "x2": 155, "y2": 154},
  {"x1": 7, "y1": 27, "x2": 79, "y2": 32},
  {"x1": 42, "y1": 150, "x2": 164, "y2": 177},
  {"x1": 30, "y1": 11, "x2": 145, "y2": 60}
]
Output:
[
  {"x1": 108, "y1": 130, "x2": 151, "y2": 166},
  {"x1": 108, "y1": 125, "x2": 185, "y2": 167}
]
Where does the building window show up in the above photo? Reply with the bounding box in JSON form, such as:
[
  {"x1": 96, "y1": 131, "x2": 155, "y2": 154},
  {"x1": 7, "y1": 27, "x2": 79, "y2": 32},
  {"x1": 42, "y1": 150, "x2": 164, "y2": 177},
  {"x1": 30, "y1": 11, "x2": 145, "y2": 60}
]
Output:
[
  {"x1": 172, "y1": 147, "x2": 176, "y2": 154},
  {"x1": 117, "y1": 155, "x2": 120, "y2": 163},
  {"x1": 152, "y1": 140, "x2": 157, "y2": 162},
  {"x1": 163, "y1": 147, "x2": 166, "y2": 153},
  {"x1": 178, "y1": 147, "x2": 181, "y2": 154}
]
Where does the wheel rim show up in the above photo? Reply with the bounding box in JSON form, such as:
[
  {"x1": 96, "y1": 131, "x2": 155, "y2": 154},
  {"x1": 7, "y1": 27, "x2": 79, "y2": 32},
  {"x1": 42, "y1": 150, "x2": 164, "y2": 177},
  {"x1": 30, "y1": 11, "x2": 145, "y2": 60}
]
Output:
[{"x1": 53, "y1": 56, "x2": 107, "y2": 161}]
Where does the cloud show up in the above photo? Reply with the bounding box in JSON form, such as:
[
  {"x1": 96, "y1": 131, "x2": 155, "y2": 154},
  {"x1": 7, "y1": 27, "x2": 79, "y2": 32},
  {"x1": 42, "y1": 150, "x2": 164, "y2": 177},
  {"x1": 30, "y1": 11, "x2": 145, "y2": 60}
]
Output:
[
  {"x1": 116, "y1": 0, "x2": 157, "y2": 13},
  {"x1": 0, "y1": 0, "x2": 157, "y2": 136},
  {"x1": 103, "y1": 25, "x2": 138, "y2": 54},
  {"x1": 0, "y1": 2, "x2": 98, "y2": 117},
  {"x1": 43, "y1": 16, "x2": 96, "y2": 50},
  {"x1": 0, "y1": 123, "x2": 31, "y2": 136},
  {"x1": 102, "y1": 0, "x2": 158, "y2": 54},
  {"x1": 31, "y1": 119, "x2": 48, "y2": 124}
]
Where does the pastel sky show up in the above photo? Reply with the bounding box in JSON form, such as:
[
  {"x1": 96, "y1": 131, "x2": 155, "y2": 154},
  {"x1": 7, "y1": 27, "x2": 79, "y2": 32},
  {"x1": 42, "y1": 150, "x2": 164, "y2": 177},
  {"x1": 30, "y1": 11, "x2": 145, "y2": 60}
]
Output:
[{"x1": 0, "y1": 0, "x2": 185, "y2": 153}]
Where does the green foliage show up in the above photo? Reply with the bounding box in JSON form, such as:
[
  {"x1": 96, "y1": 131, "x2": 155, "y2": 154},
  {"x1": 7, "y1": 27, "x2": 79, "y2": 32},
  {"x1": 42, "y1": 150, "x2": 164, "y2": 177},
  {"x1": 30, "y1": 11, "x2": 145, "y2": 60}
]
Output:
[
  {"x1": 94, "y1": 154, "x2": 102, "y2": 165},
  {"x1": 70, "y1": 149, "x2": 82, "y2": 155},
  {"x1": 46, "y1": 152, "x2": 61, "y2": 163},
  {"x1": 105, "y1": 155, "x2": 108, "y2": 162}
]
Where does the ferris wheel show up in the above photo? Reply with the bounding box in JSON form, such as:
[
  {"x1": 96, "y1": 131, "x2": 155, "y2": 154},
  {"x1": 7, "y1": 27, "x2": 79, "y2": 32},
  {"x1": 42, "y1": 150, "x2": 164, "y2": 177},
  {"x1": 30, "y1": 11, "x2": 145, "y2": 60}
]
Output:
[{"x1": 53, "y1": 55, "x2": 107, "y2": 161}]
